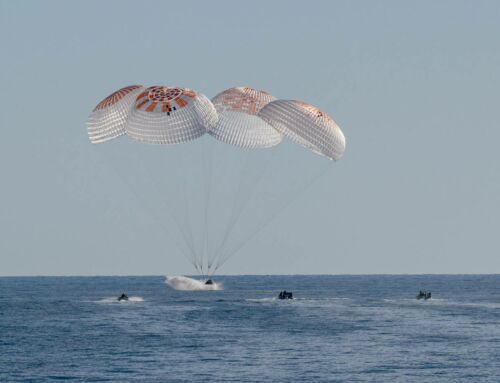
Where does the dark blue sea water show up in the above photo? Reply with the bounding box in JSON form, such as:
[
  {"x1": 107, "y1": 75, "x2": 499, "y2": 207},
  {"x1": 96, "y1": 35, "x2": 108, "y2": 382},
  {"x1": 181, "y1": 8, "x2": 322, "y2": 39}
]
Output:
[{"x1": 1, "y1": 275, "x2": 500, "y2": 382}]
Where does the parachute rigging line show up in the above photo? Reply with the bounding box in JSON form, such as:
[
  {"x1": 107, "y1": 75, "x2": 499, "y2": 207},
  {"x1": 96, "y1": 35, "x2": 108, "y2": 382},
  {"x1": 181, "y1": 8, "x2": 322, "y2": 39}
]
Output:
[
  {"x1": 209, "y1": 148, "x2": 278, "y2": 273},
  {"x1": 213, "y1": 162, "x2": 332, "y2": 272},
  {"x1": 202, "y1": 137, "x2": 216, "y2": 275},
  {"x1": 94, "y1": 145, "x2": 200, "y2": 271}
]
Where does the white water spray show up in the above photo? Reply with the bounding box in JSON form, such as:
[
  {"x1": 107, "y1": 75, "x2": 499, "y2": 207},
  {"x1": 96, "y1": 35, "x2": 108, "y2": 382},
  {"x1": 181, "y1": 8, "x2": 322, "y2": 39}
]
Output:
[{"x1": 165, "y1": 275, "x2": 222, "y2": 291}]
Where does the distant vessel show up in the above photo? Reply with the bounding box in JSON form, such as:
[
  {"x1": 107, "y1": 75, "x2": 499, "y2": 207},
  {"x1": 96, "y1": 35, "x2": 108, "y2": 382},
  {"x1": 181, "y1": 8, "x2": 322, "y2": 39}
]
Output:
[
  {"x1": 117, "y1": 293, "x2": 128, "y2": 301},
  {"x1": 416, "y1": 290, "x2": 431, "y2": 300},
  {"x1": 278, "y1": 290, "x2": 293, "y2": 300}
]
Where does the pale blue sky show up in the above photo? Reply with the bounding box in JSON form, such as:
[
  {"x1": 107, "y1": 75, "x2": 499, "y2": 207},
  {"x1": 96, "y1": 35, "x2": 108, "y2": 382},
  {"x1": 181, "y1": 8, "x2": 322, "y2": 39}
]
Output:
[{"x1": 1, "y1": 0, "x2": 499, "y2": 276}]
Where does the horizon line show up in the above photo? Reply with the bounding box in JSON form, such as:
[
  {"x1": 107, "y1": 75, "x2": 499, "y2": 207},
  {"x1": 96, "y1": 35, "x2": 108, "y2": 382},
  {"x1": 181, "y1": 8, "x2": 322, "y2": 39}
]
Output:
[{"x1": 1, "y1": 273, "x2": 500, "y2": 278}]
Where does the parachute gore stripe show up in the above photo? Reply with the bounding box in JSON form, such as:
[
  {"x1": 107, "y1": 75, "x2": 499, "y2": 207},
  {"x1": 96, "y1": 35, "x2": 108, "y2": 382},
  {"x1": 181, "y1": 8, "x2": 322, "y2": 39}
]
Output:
[
  {"x1": 136, "y1": 99, "x2": 149, "y2": 110},
  {"x1": 145, "y1": 102, "x2": 158, "y2": 112},
  {"x1": 176, "y1": 98, "x2": 188, "y2": 108},
  {"x1": 183, "y1": 90, "x2": 196, "y2": 98}
]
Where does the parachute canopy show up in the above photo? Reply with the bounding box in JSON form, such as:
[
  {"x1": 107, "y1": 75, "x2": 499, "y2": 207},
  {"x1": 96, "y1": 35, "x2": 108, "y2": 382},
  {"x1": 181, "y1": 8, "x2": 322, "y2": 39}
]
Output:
[
  {"x1": 209, "y1": 87, "x2": 282, "y2": 148},
  {"x1": 87, "y1": 85, "x2": 144, "y2": 144},
  {"x1": 258, "y1": 100, "x2": 346, "y2": 160},
  {"x1": 126, "y1": 86, "x2": 217, "y2": 145},
  {"x1": 86, "y1": 84, "x2": 346, "y2": 160}
]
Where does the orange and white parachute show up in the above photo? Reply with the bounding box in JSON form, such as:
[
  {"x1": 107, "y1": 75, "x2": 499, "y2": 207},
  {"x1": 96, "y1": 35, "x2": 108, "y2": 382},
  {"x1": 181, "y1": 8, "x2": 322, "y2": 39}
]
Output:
[
  {"x1": 209, "y1": 87, "x2": 282, "y2": 148},
  {"x1": 126, "y1": 86, "x2": 217, "y2": 145},
  {"x1": 258, "y1": 100, "x2": 346, "y2": 160},
  {"x1": 86, "y1": 85, "x2": 145, "y2": 144},
  {"x1": 86, "y1": 84, "x2": 346, "y2": 160},
  {"x1": 87, "y1": 85, "x2": 217, "y2": 145},
  {"x1": 86, "y1": 84, "x2": 346, "y2": 275}
]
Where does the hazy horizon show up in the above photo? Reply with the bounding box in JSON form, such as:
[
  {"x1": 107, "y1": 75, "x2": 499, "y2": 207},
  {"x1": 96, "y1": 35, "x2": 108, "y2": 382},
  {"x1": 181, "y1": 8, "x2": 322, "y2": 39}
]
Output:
[{"x1": 3, "y1": 272, "x2": 500, "y2": 278}]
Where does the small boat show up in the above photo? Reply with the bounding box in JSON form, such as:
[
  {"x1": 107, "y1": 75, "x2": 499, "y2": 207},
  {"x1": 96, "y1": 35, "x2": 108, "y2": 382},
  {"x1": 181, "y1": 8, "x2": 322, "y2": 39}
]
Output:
[
  {"x1": 416, "y1": 290, "x2": 431, "y2": 300},
  {"x1": 117, "y1": 293, "x2": 129, "y2": 301},
  {"x1": 205, "y1": 279, "x2": 214, "y2": 285},
  {"x1": 278, "y1": 290, "x2": 293, "y2": 300}
]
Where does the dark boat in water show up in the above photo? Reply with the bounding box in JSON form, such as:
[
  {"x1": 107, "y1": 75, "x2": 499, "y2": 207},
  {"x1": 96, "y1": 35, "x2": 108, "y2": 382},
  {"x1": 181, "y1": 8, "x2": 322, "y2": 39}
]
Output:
[
  {"x1": 278, "y1": 290, "x2": 293, "y2": 300},
  {"x1": 117, "y1": 293, "x2": 129, "y2": 301},
  {"x1": 416, "y1": 290, "x2": 431, "y2": 300},
  {"x1": 205, "y1": 279, "x2": 214, "y2": 285}
]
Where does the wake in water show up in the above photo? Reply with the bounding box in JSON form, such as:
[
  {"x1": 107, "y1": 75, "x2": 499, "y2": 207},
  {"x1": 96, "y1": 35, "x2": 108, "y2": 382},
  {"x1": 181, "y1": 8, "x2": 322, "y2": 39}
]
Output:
[
  {"x1": 165, "y1": 276, "x2": 222, "y2": 291},
  {"x1": 95, "y1": 296, "x2": 144, "y2": 304},
  {"x1": 383, "y1": 298, "x2": 500, "y2": 310},
  {"x1": 245, "y1": 297, "x2": 277, "y2": 302}
]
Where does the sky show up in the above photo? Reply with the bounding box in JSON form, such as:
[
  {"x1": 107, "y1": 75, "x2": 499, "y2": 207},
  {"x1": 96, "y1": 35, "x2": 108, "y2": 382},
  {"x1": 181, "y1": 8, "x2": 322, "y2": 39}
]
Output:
[{"x1": 1, "y1": 0, "x2": 499, "y2": 276}]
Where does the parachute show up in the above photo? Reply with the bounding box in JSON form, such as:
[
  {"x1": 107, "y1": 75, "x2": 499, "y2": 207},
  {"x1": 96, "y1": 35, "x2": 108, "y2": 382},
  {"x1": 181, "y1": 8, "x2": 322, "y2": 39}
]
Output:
[
  {"x1": 126, "y1": 86, "x2": 217, "y2": 144},
  {"x1": 87, "y1": 85, "x2": 144, "y2": 143},
  {"x1": 86, "y1": 85, "x2": 346, "y2": 276},
  {"x1": 209, "y1": 87, "x2": 282, "y2": 148},
  {"x1": 258, "y1": 100, "x2": 346, "y2": 160}
]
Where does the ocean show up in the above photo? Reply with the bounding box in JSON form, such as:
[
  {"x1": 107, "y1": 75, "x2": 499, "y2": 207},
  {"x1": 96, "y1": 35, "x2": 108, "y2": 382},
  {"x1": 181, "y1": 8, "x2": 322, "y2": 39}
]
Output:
[{"x1": 1, "y1": 275, "x2": 499, "y2": 382}]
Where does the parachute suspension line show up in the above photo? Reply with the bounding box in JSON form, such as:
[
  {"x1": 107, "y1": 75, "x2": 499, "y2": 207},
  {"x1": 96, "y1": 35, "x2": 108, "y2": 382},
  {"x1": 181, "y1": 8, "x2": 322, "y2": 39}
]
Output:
[
  {"x1": 210, "y1": 149, "x2": 251, "y2": 264},
  {"x1": 207, "y1": 146, "x2": 252, "y2": 273},
  {"x1": 130, "y1": 153, "x2": 201, "y2": 272},
  {"x1": 178, "y1": 147, "x2": 200, "y2": 274},
  {"x1": 201, "y1": 137, "x2": 215, "y2": 276},
  {"x1": 213, "y1": 163, "x2": 332, "y2": 272},
  {"x1": 112, "y1": 145, "x2": 200, "y2": 274},
  {"x1": 96, "y1": 147, "x2": 197, "y2": 269},
  {"x1": 211, "y1": 148, "x2": 277, "y2": 268},
  {"x1": 134, "y1": 150, "x2": 203, "y2": 271}
]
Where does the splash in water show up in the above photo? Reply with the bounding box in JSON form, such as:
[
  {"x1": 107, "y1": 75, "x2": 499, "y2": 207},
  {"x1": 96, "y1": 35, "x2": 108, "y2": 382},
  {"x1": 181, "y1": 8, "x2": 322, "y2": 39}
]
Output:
[{"x1": 165, "y1": 276, "x2": 222, "y2": 291}]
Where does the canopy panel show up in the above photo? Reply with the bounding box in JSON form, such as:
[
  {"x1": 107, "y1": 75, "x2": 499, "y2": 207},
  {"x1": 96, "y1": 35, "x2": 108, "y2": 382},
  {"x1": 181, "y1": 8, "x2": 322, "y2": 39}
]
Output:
[
  {"x1": 209, "y1": 87, "x2": 282, "y2": 148},
  {"x1": 125, "y1": 86, "x2": 217, "y2": 145},
  {"x1": 86, "y1": 85, "x2": 145, "y2": 144},
  {"x1": 258, "y1": 100, "x2": 346, "y2": 160}
]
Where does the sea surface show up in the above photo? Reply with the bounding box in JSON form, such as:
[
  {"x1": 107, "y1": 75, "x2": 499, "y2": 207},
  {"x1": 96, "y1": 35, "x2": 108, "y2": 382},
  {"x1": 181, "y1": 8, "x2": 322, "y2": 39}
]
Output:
[{"x1": 1, "y1": 275, "x2": 500, "y2": 382}]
